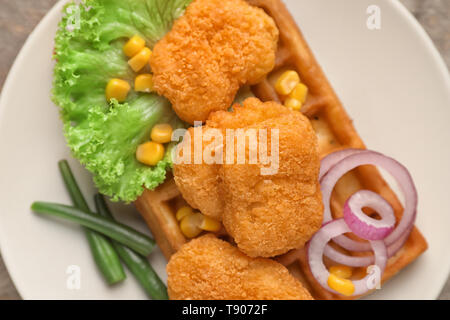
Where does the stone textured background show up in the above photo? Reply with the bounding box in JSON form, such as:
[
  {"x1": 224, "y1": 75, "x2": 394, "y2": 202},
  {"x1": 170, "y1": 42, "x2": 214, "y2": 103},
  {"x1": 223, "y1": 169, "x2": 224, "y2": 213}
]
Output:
[{"x1": 0, "y1": 0, "x2": 449, "y2": 300}]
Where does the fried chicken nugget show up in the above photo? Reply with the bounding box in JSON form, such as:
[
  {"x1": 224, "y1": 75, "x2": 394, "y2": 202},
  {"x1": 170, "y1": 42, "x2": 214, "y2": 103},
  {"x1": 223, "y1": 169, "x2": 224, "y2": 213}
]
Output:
[
  {"x1": 173, "y1": 98, "x2": 323, "y2": 257},
  {"x1": 150, "y1": 0, "x2": 279, "y2": 124},
  {"x1": 167, "y1": 235, "x2": 313, "y2": 300}
]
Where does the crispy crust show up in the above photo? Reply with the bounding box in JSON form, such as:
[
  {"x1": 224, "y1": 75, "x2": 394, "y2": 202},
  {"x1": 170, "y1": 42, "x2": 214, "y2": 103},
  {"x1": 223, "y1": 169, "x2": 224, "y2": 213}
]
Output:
[
  {"x1": 135, "y1": 0, "x2": 428, "y2": 299},
  {"x1": 167, "y1": 235, "x2": 313, "y2": 300},
  {"x1": 150, "y1": 0, "x2": 278, "y2": 124},
  {"x1": 173, "y1": 98, "x2": 323, "y2": 258}
]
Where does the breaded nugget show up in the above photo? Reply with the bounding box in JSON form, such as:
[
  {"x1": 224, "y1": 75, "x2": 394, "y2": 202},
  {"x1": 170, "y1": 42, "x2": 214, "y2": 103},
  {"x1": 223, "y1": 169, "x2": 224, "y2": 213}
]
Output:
[
  {"x1": 150, "y1": 0, "x2": 279, "y2": 124},
  {"x1": 167, "y1": 235, "x2": 313, "y2": 300},
  {"x1": 173, "y1": 98, "x2": 323, "y2": 257}
]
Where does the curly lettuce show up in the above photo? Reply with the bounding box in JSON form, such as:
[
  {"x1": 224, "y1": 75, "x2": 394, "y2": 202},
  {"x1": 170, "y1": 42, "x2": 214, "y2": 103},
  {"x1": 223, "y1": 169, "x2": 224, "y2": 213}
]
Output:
[{"x1": 52, "y1": 0, "x2": 192, "y2": 202}]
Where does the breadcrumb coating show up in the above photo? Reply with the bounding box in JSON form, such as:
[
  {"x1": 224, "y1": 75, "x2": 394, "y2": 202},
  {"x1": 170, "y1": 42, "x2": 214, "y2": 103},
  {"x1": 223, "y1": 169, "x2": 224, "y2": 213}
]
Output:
[
  {"x1": 173, "y1": 98, "x2": 323, "y2": 257},
  {"x1": 150, "y1": 0, "x2": 279, "y2": 124},
  {"x1": 167, "y1": 235, "x2": 313, "y2": 300}
]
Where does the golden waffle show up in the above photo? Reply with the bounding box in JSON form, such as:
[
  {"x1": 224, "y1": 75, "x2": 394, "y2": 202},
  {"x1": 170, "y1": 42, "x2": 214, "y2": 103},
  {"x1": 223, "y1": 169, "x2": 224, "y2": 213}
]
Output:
[{"x1": 135, "y1": 0, "x2": 428, "y2": 300}]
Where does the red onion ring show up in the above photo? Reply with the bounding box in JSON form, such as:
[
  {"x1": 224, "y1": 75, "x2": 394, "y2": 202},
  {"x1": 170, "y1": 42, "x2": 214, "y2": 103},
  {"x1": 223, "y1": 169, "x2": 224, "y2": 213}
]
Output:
[
  {"x1": 308, "y1": 219, "x2": 387, "y2": 296},
  {"x1": 320, "y1": 150, "x2": 417, "y2": 257},
  {"x1": 319, "y1": 148, "x2": 365, "y2": 180},
  {"x1": 278, "y1": 225, "x2": 411, "y2": 268},
  {"x1": 344, "y1": 190, "x2": 395, "y2": 240},
  {"x1": 322, "y1": 226, "x2": 411, "y2": 267}
]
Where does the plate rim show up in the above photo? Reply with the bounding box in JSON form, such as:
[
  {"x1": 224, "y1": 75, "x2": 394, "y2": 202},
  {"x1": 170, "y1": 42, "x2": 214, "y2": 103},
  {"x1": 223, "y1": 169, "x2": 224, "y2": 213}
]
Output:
[
  {"x1": 0, "y1": 0, "x2": 68, "y2": 300},
  {"x1": 387, "y1": 0, "x2": 450, "y2": 299}
]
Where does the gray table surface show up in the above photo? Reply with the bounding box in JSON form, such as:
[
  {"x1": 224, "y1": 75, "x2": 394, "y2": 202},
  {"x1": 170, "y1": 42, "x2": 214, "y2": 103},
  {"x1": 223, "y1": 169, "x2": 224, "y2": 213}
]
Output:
[{"x1": 0, "y1": 0, "x2": 449, "y2": 300}]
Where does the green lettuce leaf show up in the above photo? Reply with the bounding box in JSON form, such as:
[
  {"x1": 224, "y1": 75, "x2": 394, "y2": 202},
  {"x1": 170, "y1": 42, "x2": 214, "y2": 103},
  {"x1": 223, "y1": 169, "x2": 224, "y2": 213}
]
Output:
[{"x1": 52, "y1": 0, "x2": 192, "y2": 202}]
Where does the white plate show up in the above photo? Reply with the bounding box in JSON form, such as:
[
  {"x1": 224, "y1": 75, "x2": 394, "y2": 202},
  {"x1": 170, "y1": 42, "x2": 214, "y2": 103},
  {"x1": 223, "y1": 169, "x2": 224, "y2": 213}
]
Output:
[{"x1": 0, "y1": 0, "x2": 449, "y2": 300}]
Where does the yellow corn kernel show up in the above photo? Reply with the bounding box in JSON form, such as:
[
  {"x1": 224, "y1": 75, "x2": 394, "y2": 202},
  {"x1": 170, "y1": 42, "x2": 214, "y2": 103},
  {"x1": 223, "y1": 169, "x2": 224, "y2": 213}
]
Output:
[
  {"x1": 105, "y1": 78, "x2": 130, "y2": 102},
  {"x1": 284, "y1": 97, "x2": 302, "y2": 111},
  {"x1": 128, "y1": 47, "x2": 152, "y2": 72},
  {"x1": 199, "y1": 215, "x2": 221, "y2": 232},
  {"x1": 176, "y1": 206, "x2": 193, "y2": 221},
  {"x1": 327, "y1": 274, "x2": 355, "y2": 297},
  {"x1": 289, "y1": 83, "x2": 308, "y2": 103},
  {"x1": 329, "y1": 265, "x2": 353, "y2": 279},
  {"x1": 180, "y1": 212, "x2": 203, "y2": 238},
  {"x1": 123, "y1": 35, "x2": 146, "y2": 58},
  {"x1": 134, "y1": 74, "x2": 154, "y2": 93},
  {"x1": 275, "y1": 70, "x2": 300, "y2": 95},
  {"x1": 151, "y1": 124, "x2": 173, "y2": 144},
  {"x1": 136, "y1": 141, "x2": 165, "y2": 166}
]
